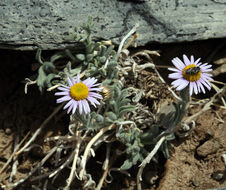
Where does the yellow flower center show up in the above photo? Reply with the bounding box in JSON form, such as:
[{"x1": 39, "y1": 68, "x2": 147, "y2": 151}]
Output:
[
  {"x1": 70, "y1": 83, "x2": 89, "y2": 101},
  {"x1": 182, "y1": 64, "x2": 201, "y2": 82}
]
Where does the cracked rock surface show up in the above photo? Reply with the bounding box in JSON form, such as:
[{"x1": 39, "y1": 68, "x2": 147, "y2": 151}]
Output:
[{"x1": 1, "y1": 0, "x2": 226, "y2": 50}]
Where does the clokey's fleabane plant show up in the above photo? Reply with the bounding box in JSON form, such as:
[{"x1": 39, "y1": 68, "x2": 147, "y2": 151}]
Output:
[
  {"x1": 55, "y1": 74, "x2": 102, "y2": 115},
  {"x1": 168, "y1": 55, "x2": 213, "y2": 95}
]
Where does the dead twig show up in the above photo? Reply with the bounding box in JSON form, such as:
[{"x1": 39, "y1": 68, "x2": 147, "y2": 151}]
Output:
[
  {"x1": 1, "y1": 147, "x2": 57, "y2": 189},
  {"x1": 184, "y1": 86, "x2": 226, "y2": 124},
  {"x1": 9, "y1": 136, "x2": 20, "y2": 182},
  {"x1": 211, "y1": 82, "x2": 226, "y2": 107},
  {"x1": 0, "y1": 131, "x2": 30, "y2": 174},
  {"x1": 137, "y1": 136, "x2": 166, "y2": 190},
  {"x1": 64, "y1": 130, "x2": 82, "y2": 190},
  {"x1": 49, "y1": 152, "x2": 74, "y2": 179},
  {"x1": 214, "y1": 57, "x2": 226, "y2": 65},
  {"x1": 24, "y1": 78, "x2": 37, "y2": 94},
  {"x1": 212, "y1": 64, "x2": 226, "y2": 77},
  {"x1": 123, "y1": 32, "x2": 138, "y2": 50},
  {"x1": 210, "y1": 80, "x2": 226, "y2": 86},
  {"x1": 132, "y1": 50, "x2": 160, "y2": 61},
  {"x1": 116, "y1": 24, "x2": 139, "y2": 60},
  {"x1": 47, "y1": 84, "x2": 61, "y2": 91},
  {"x1": 79, "y1": 124, "x2": 116, "y2": 180},
  {"x1": 96, "y1": 144, "x2": 112, "y2": 190},
  {"x1": 15, "y1": 103, "x2": 64, "y2": 158}
]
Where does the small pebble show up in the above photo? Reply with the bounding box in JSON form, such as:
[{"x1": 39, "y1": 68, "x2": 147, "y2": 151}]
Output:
[
  {"x1": 144, "y1": 170, "x2": 158, "y2": 185},
  {"x1": 196, "y1": 140, "x2": 220, "y2": 157},
  {"x1": 5, "y1": 128, "x2": 12, "y2": 135},
  {"x1": 212, "y1": 171, "x2": 224, "y2": 181},
  {"x1": 120, "y1": 49, "x2": 130, "y2": 60}
]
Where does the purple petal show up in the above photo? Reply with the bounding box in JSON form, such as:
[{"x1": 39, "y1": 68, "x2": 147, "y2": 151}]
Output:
[
  {"x1": 61, "y1": 84, "x2": 70, "y2": 89},
  {"x1": 203, "y1": 73, "x2": 213, "y2": 77},
  {"x1": 57, "y1": 87, "x2": 70, "y2": 92},
  {"x1": 55, "y1": 91, "x2": 69, "y2": 96},
  {"x1": 67, "y1": 77, "x2": 73, "y2": 87},
  {"x1": 71, "y1": 78, "x2": 76, "y2": 85},
  {"x1": 64, "y1": 99, "x2": 74, "y2": 110},
  {"x1": 172, "y1": 58, "x2": 185, "y2": 70},
  {"x1": 201, "y1": 73, "x2": 214, "y2": 81},
  {"x1": 200, "y1": 64, "x2": 212, "y2": 69},
  {"x1": 204, "y1": 80, "x2": 212, "y2": 89},
  {"x1": 196, "y1": 82, "x2": 201, "y2": 93},
  {"x1": 83, "y1": 78, "x2": 98, "y2": 87},
  {"x1": 81, "y1": 100, "x2": 87, "y2": 114},
  {"x1": 193, "y1": 82, "x2": 198, "y2": 94},
  {"x1": 194, "y1": 58, "x2": 201, "y2": 65},
  {"x1": 67, "y1": 103, "x2": 74, "y2": 114},
  {"x1": 88, "y1": 87, "x2": 102, "y2": 92},
  {"x1": 200, "y1": 64, "x2": 212, "y2": 72},
  {"x1": 76, "y1": 74, "x2": 80, "y2": 83},
  {"x1": 84, "y1": 100, "x2": 91, "y2": 113},
  {"x1": 197, "y1": 81, "x2": 206, "y2": 94},
  {"x1": 81, "y1": 100, "x2": 90, "y2": 114},
  {"x1": 67, "y1": 104, "x2": 73, "y2": 114},
  {"x1": 168, "y1": 73, "x2": 183, "y2": 79},
  {"x1": 190, "y1": 55, "x2": 194, "y2": 64},
  {"x1": 171, "y1": 78, "x2": 188, "y2": 88},
  {"x1": 172, "y1": 79, "x2": 182, "y2": 88},
  {"x1": 199, "y1": 63, "x2": 208, "y2": 67},
  {"x1": 83, "y1": 78, "x2": 92, "y2": 85},
  {"x1": 175, "y1": 80, "x2": 189, "y2": 91},
  {"x1": 89, "y1": 92, "x2": 103, "y2": 99},
  {"x1": 56, "y1": 96, "x2": 71, "y2": 103},
  {"x1": 168, "y1": 67, "x2": 181, "y2": 72},
  {"x1": 199, "y1": 78, "x2": 211, "y2": 90},
  {"x1": 87, "y1": 96, "x2": 100, "y2": 107},
  {"x1": 196, "y1": 62, "x2": 202, "y2": 67},
  {"x1": 202, "y1": 69, "x2": 212, "y2": 73},
  {"x1": 90, "y1": 83, "x2": 101, "y2": 87},
  {"x1": 72, "y1": 101, "x2": 78, "y2": 114},
  {"x1": 196, "y1": 81, "x2": 202, "y2": 93},
  {"x1": 183, "y1": 55, "x2": 191, "y2": 66}
]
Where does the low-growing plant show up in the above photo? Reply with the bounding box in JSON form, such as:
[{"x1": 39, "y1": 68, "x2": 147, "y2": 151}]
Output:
[{"x1": 1, "y1": 17, "x2": 216, "y2": 190}]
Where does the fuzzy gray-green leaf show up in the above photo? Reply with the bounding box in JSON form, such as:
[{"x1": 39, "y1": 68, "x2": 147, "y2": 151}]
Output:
[
  {"x1": 43, "y1": 62, "x2": 55, "y2": 71},
  {"x1": 120, "y1": 160, "x2": 133, "y2": 170},
  {"x1": 86, "y1": 54, "x2": 94, "y2": 62},
  {"x1": 50, "y1": 53, "x2": 64, "y2": 63},
  {"x1": 76, "y1": 54, "x2": 85, "y2": 61},
  {"x1": 105, "y1": 112, "x2": 117, "y2": 121},
  {"x1": 95, "y1": 114, "x2": 104, "y2": 123},
  {"x1": 119, "y1": 105, "x2": 135, "y2": 117}
]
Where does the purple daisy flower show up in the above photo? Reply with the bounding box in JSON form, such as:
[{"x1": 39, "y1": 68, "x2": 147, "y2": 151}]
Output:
[
  {"x1": 168, "y1": 55, "x2": 213, "y2": 95},
  {"x1": 55, "y1": 74, "x2": 102, "y2": 115}
]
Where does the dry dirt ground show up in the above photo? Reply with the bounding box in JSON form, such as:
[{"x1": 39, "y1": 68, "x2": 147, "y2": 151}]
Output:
[{"x1": 0, "y1": 38, "x2": 226, "y2": 190}]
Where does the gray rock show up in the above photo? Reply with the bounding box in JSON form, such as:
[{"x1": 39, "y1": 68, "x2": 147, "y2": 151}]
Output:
[{"x1": 1, "y1": 0, "x2": 226, "y2": 50}]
